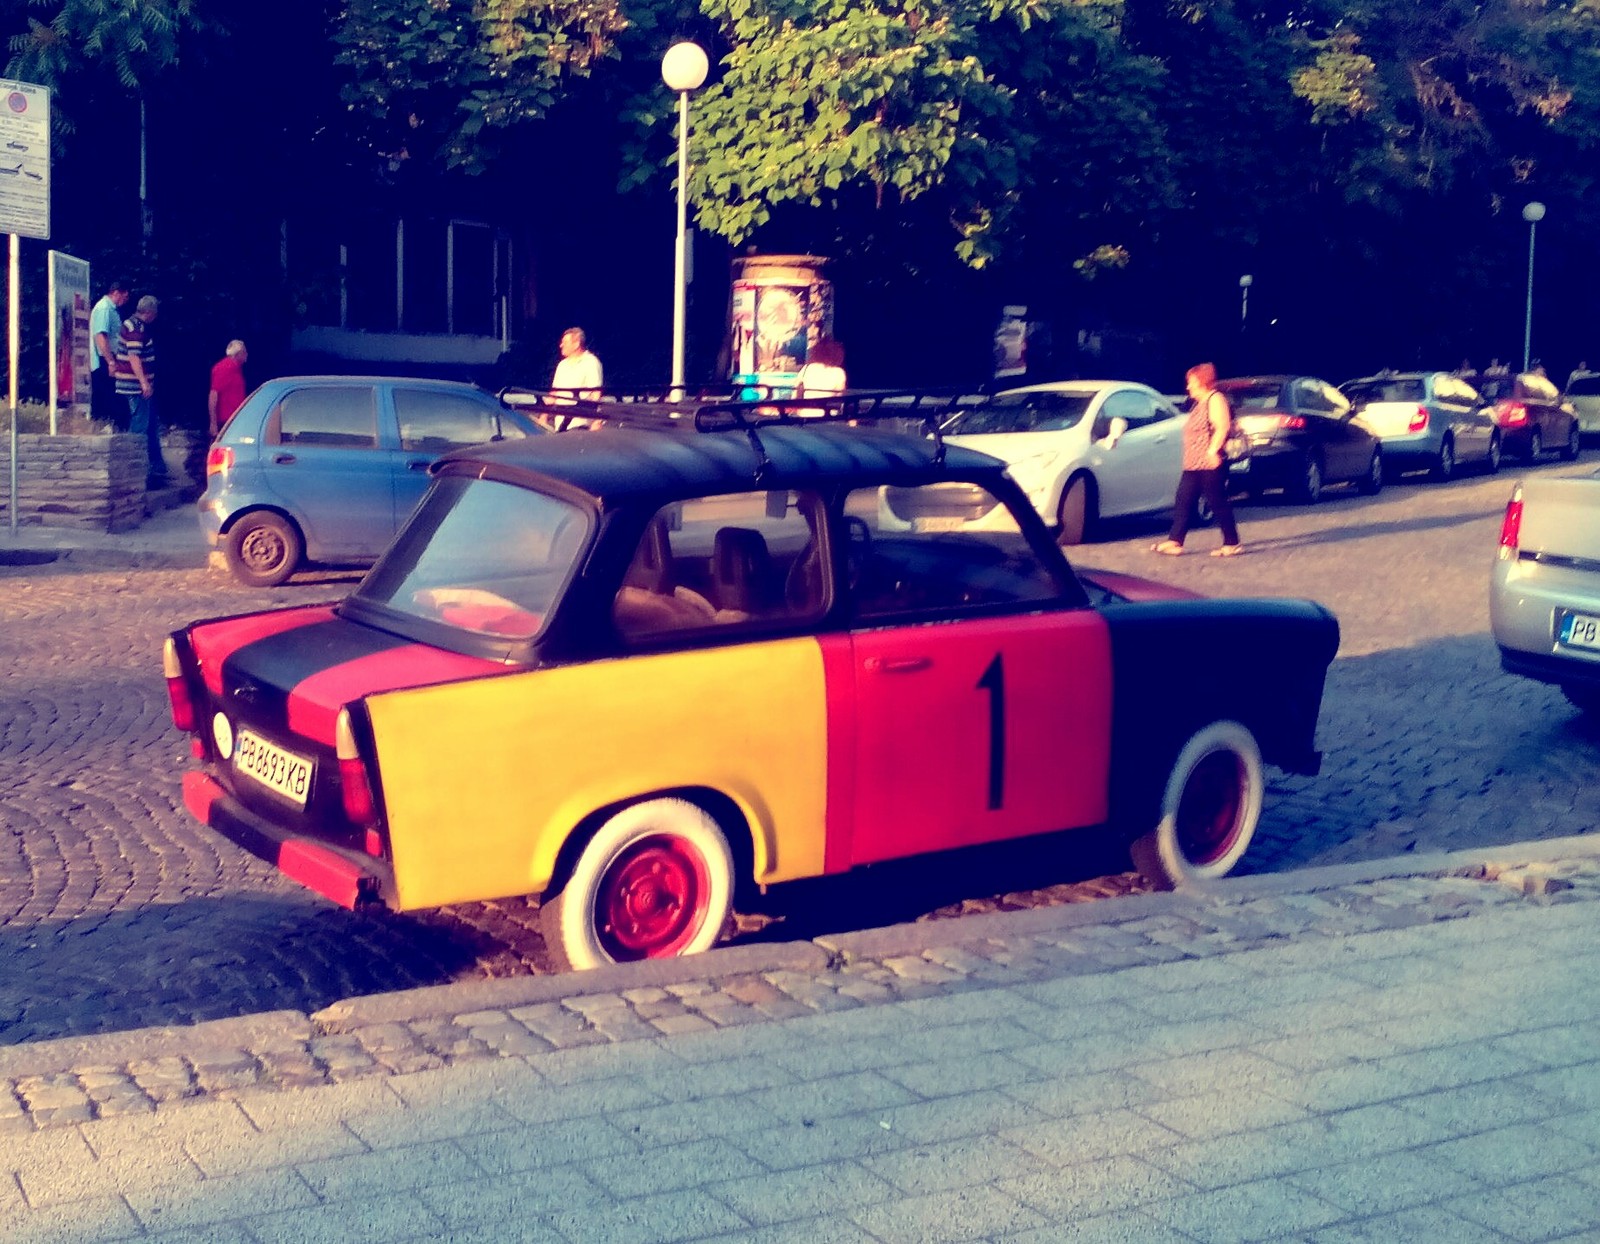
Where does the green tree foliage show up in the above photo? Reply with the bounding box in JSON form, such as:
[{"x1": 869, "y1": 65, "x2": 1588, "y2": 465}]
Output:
[{"x1": 333, "y1": 0, "x2": 630, "y2": 173}]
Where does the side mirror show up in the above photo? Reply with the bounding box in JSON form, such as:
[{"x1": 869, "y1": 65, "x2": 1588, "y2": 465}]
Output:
[{"x1": 1099, "y1": 416, "x2": 1129, "y2": 448}]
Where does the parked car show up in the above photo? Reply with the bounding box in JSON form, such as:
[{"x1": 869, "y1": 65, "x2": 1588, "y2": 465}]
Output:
[
  {"x1": 1491, "y1": 471, "x2": 1600, "y2": 715},
  {"x1": 1339, "y1": 371, "x2": 1499, "y2": 480},
  {"x1": 163, "y1": 395, "x2": 1340, "y2": 970},
  {"x1": 940, "y1": 381, "x2": 1188, "y2": 544},
  {"x1": 1564, "y1": 371, "x2": 1600, "y2": 437},
  {"x1": 1476, "y1": 371, "x2": 1582, "y2": 462},
  {"x1": 199, "y1": 376, "x2": 540, "y2": 587},
  {"x1": 1217, "y1": 375, "x2": 1383, "y2": 503}
]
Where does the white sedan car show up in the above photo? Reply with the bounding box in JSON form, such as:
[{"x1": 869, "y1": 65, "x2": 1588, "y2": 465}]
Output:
[{"x1": 942, "y1": 382, "x2": 1188, "y2": 543}]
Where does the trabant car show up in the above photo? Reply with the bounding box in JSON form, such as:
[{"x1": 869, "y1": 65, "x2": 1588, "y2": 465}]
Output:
[{"x1": 164, "y1": 394, "x2": 1340, "y2": 971}]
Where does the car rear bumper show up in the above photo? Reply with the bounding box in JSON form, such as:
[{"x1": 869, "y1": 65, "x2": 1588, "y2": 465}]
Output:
[
  {"x1": 183, "y1": 770, "x2": 394, "y2": 909},
  {"x1": 1499, "y1": 647, "x2": 1600, "y2": 692},
  {"x1": 1491, "y1": 556, "x2": 1600, "y2": 687}
]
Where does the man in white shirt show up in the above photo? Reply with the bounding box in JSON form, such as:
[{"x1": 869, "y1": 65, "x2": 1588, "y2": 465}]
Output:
[
  {"x1": 89, "y1": 277, "x2": 131, "y2": 428},
  {"x1": 552, "y1": 327, "x2": 603, "y2": 397}
]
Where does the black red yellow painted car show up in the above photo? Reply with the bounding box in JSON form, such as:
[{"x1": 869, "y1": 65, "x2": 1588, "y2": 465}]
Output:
[{"x1": 164, "y1": 394, "x2": 1340, "y2": 970}]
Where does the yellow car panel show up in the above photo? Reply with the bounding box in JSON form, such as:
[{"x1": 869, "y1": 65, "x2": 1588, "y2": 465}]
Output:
[{"x1": 362, "y1": 637, "x2": 829, "y2": 909}]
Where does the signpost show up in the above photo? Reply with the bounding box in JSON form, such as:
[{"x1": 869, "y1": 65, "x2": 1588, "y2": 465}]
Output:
[{"x1": 0, "y1": 77, "x2": 51, "y2": 534}]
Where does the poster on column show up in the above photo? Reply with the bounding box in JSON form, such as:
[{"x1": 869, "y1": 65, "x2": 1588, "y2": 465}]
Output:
[
  {"x1": 49, "y1": 250, "x2": 91, "y2": 429},
  {"x1": 0, "y1": 78, "x2": 51, "y2": 240}
]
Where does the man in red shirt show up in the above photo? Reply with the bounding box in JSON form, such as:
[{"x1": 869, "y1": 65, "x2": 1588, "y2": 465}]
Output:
[{"x1": 208, "y1": 340, "x2": 249, "y2": 437}]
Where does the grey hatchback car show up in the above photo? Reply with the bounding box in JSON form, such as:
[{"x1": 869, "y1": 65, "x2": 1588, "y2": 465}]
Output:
[
  {"x1": 1339, "y1": 371, "x2": 1498, "y2": 480},
  {"x1": 199, "y1": 376, "x2": 540, "y2": 586}
]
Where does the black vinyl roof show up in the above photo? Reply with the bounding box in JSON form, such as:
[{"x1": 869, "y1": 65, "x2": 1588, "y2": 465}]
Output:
[{"x1": 437, "y1": 421, "x2": 1006, "y2": 503}]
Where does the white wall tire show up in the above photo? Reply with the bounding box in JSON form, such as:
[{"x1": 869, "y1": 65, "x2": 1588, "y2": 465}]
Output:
[
  {"x1": 540, "y1": 798, "x2": 734, "y2": 971},
  {"x1": 1131, "y1": 720, "x2": 1263, "y2": 888}
]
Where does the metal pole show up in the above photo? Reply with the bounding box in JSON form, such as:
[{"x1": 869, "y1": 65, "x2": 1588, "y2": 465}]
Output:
[
  {"x1": 8, "y1": 232, "x2": 19, "y2": 534},
  {"x1": 1523, "y1": 220, "x2": 1537, "y2": 373},
  {"x1": 670, "y1": 89, "x2": 690, "y2": 395},
  {"x1": 1240, "y1": 285, "x2": 1248, "y2": 333}
]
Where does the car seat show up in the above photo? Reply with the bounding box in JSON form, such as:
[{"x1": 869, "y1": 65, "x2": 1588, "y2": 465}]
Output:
[{"x1": 711, "y1": 527, "x2": 776, "y2": 616}]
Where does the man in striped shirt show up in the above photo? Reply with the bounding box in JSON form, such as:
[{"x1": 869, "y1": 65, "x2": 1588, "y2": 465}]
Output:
[{"x1": 113, "y1": 295, "x2": 168, "y2": 489}]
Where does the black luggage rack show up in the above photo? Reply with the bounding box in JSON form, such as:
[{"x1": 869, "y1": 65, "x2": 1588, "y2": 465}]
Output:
[{"x1": 497, "y1": 386, "x2": 990, "y2": 470}]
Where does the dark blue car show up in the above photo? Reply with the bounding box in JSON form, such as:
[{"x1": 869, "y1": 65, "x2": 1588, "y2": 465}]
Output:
[{"x1": 199, "y1": 376, "x2": 540, "y2": 586}]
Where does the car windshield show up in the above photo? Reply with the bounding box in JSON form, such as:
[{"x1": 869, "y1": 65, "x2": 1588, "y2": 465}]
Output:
[
  {"x1": 354, "y1": 476, "x2": 589, "y2": 640},
  {"x1": 1220, "y1": 382, "x2": 1287, "y2": 411},
  {"x1": 943, "y1": 393, "x2": 1092, "y2": 435},
  {"x1": 1567, "y1": 375, "x2": 1600, "y2": 397},
  {"x1": 1343, "y1": 378, "x2": 1424, "y2": 404}
]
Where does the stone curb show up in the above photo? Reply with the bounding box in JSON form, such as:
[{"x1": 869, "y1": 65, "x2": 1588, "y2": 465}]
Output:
[{"x1": 0, "y1": 1012, "x2": 309, "y2": 1082}]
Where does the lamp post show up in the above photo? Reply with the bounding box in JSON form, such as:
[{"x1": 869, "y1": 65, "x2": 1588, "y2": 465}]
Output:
[
  {"x1": 1238, "y1": 274, "x2": 1253, "y2": 334},
  {"x1": 662, "y1": 41, "x2": 709, "y2": 394},
  {"x1": 1522, "y1": 201, "x2": 1546, "y2": 373}
]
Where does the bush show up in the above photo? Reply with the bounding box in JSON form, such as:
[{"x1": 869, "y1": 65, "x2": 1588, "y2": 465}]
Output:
[{"x1": 0, "y1": 401, "x2": 116, "y2": 435}]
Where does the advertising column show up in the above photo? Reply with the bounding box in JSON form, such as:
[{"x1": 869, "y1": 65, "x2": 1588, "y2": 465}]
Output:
[
  {"x1": 48, "y1": 251, "x2": 90, "y2": 433},
  {"x1": 729, "y1": 255, "x2": 833, "y2": 397}
]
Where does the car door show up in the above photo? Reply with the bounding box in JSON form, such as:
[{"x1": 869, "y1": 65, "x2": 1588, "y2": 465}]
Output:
[
  {"x1": 1092, "y1": 388, "x2": 1183, "y2": 518},
  {"x1": 389, "y1": 386, "x2": 509, "y2": 525},
  {"x1": 1435, "y1": 374, "x2": 1490, "y2": 462},
  {"x1": 838, "y1": 482, "x2": 1113, "y2": 867},
  {"x1": 260, "y1": 384, "x2": 396, "y2": 560},
  {"x1": 1301, "y1": 380, "x2": 1363, "y2": 478}
]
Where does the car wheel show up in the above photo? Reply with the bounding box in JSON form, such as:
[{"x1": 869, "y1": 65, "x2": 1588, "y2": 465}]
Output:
[
  {"x1": 1431, "y1": 436, "x2": 1455, "y2": 482},
  {"x1": 1131, "y1": 720, "x2": 1263, "y2": 888},
  {"x1": 223, "y1": 512, "x2": 303, "y2": 588},
  {"x1": 1562, "y1": 686, "x2": 1600, "y2": 716},
  {"x1": 1561, "y1": 421, "x2": 1581, "y2": 461},
  {"x1": 1290, "y1": 454, "x2": 1323, "y2": 504},
  {"x1": 1057, "y1": 474, "x2": 1098, "y2": 546},
  {"x1": 1358, "y1": 447, "x2": 1383, "y2": 495},
  {"x1": 1486, "y1": 432, "x2": 1502, "y2": 475},
  {"x1": 540, "y1": 798, "x2": 735, "y2": 971},
  {"x1": 1527, "y1": 428, "x2": 1543, "y2": 462}
]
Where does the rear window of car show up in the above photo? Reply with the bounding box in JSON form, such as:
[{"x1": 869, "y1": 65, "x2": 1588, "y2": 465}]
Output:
[
  {"x1": 355, "y1": 477, "x2": 589, "y2": 641},
  {"x1": 1568, "y1": 375, "x2": 1600, "y2": 397},
  {"x1": 1342, "y1": 379, "x2": 1424, "y2": 404},
  {"x1": 943, "y1": 394, "x2": 1091, "y2": 434},
  {"x1": 1219, "y1": 382, "x2": 1287, "y2": 411},
  {"x1": 395, "y1": 388, "x2": 533, "y2": 452}
]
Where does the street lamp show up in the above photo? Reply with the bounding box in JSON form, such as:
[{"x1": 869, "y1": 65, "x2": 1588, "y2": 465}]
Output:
[
  {"x1": 1522, "y1": 201, "x2": 1546, "y2": 373},
  {"x1": 1239, "y1": 274, "x2": 1253, "y2": 334},
  {"x1": 662, "y1": 41, "x2": 709, "y2": 394}
]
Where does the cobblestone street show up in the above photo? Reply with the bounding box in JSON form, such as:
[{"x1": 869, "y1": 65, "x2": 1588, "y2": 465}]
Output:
[{"x1": 3, "y1": 459, "x2": 1597, "y2": 1044}]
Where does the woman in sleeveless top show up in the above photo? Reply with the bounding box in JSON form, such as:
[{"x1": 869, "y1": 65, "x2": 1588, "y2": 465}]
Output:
[{"x1": 1153, "y1": 361, "x2": 1243, "y2": 556}]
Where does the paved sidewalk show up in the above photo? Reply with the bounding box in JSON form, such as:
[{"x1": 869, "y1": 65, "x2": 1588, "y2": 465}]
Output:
[
  {"x1": 4, "y1": 837, "x2": 1600, "y2": 1242},
  {"x1": 0, "y1": 501, "x2": 208, "y2": 571}
]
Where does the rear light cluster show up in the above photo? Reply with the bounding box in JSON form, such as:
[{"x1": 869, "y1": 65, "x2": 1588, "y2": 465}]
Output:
[
  {"x1": 162, "y1": 638, "x2": 197, "y2": 733},
  {"x1": 336, "y1": 709, "x2": 381, "y2": 832},
  {"x1": 1498, "y1": 486, "x2": 1524, "y2": 557},
  {"x1": 206, "y1": 446, "x2": 234, "y2": 476},
  {"x1": 1407, "y1": 406, "x2": 1430, "y2": 433},
  {"x1": 1277, "y1": 415, "x2": 1306, "y2": 430},
  {"x1": 1497, "y1": 401, "x2": 1529, "y2": 427}
]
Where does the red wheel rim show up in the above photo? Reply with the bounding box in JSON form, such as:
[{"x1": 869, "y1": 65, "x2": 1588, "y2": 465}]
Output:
[
  {"x1": 595, "y1": 834, "x2": 711, "y2": 961},
  {"x1": 1175, "y1": 750, "x2": 1245, "y2": 866}
]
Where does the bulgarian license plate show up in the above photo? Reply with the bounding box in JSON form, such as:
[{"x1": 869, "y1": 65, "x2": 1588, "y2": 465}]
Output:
[
  {"x1": 235, "y1": 729, "x2": 313, "y2": 807},
  {"x1": 1559, "y1": 612, "x2": 1600, "y2": 652}
]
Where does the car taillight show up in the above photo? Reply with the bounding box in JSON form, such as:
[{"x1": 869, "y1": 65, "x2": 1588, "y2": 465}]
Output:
[
  {"x1": 1498, "y1": 401, "x2": 1528, "y2": 427},
  {"x1": 206, "y1": 446, "x2": 234, "y2": 476},
  {"x1": 1498, "y1": 487, "x2": 1523, "y2": 558},
  {"x1": 336, "y1": 709, "x2": 380, "y2": 828},
  {"x1": 1277, "y1": 415, "x2": 1306, "y2": 429},
  {"x1": 163, "y1": 638, "x2": 197, "y2": 733},
  {"x1": 1408, "y1": 406, "x2": 1429, "y2": 433}
]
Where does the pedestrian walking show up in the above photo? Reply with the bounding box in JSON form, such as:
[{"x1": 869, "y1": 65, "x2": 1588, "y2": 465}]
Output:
[
  {"x1": 551, "y1": 327, "x2": 603, "y2": 398},
  {"x1": 112, "y1": 295, "x2": 167, "y2": 489},
  {"x1": 89, "y1": 277, "x2": 131, "y2": 429},
  {"x1": 1153, "y1": 361, "x2": 1243, "y2": 557},
  {"x1": 208, "y1": 339, "x2": 249, "y2": 438}
]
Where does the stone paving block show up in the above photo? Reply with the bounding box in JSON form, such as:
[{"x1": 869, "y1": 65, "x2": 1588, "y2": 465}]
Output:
[
  {"x1": 877, "y1": 1049, "x2": 1038, "y2": 1099},
  {"x1": 78, "y1": 1099, "x2": 257, "y2": 1161},
  {"x1": 1442, "y1": 1171, "x2": 1600, "y2": 1242},
  {"x1": 127, "y1": 1168, "x2": 319, "y2": 1233},
  {"x1": 1260, "y1": 1057, "x2": 1433, "y2": 1113},
  {"x1": 995, "y1": 1152, "x2": 1189, "y2": 1218},
  {"x1": 15, "y1": 1072, "x2": 94, "y2": 1126},
  {"x1": 454, "y1": 1116, "x2": 637, "y2": 1178},
  {"x1": 1286, "y1": 1147, "x2": 1479, "y2": 1217},
  {"x1": 606, "y1": 1094, "x2": 784, "y2": 1148},
  {"x1": 415, "y1": 1163, "x2": 605, "y2": 1227},
  {"x1": 341, "y1": 1100, "x2": 521, "y2": 1151},
  {"x1": 1520, "y1": 1065, "x2": 1600, "y2": 1114},
  {"x1": 16, "y1": 1130, "x2": 203, "y2": 1206},
  {"x1": 0, "y1": 1191, "x2": 144, "y2": 1243},
  {"x1": 241, "y1": 1189, "x2": 444, "y2": 1244},
  {"x1": 1305, "y1": 1204, "x2": 1505, "y2": 1244},
  {"x1": 627, "y1": 1053, "x2": 796, "y2": 1104},
  {"x1": 549, "y1": 1187, "x2": 751, "y2": 1244},
  {"x1": 859, "y1": 1133, "x2": 1049, "y2": 1197},
  {"x1": 1251, "y1": 1025, "x2": 1405, "y2": 1074},
  {"x1": 696, "y1": 1217, "x2": 879, "y2": 1244},
  {"x1": 1123, "y1": 1048, "x2": 1299, "y2": 1100},
  {"x1": 382, "y1": 1057, "x2": 546, "y2": 1111},
  {"x1": 846, "y1": 1184, "x2": 1046, "y2": 1243},
  {"x1": 186, "y1": 1049, "x2": 259, "y2": 1096},
  {"x1": 996, "y1": 1208, "x2": 1192, "y2": 1243},
  {"x1": 294, "y1": 1137, "x2": 482, "y2": 1199},
  {"x1": 1001, "y1": 997, "x2": 1152, "y2": 1044},
  {"x1": 129, "y1": 1224, "x2": 260, "y2": 1244},
  {"x1": 1135, "y1": 1085, "x2": 1311, "y2": 1141},
  {"x1": 999, "y1": 1068, "x2": 1164, "y2": 1122},
  {"x1": 1001, "y1": 1106, "x2": 1185, "y2": 1166},
  {"x1": 125, "y1": 1057, "x2": 198, "y2": 1106},
  {"x1": 649, "y1": 1013, "x2": 718, "y2": 1036},
  {"x1": 1396, "y1": 1077, "x2": 1577, "y2": 1137},
  {"x1": 525, "y1": 1034, "x2": 688, "y2": 1086},
  {"x1": 184, "y1": 1115, "x2": 368, "y2": 1179},
  {"x1": 580, "y1": 1136, "x2": 764, "y2": 1200},
  {"x1": 746, "y1": 1070, "x2": 919, "y2": 1124},
  {"x1": 705, "y1": 1158, "x2": 888, "y2": 1227},
  {"x1": 1427, "y1": 1121, "x2": 1600, "y2": 1184},
  {"x1": 305, "y1": 1035, "x2": 379, "y2": 1084},
  {"x1": 232, "y1": 1076, "x2": 400, "y2": 1133},
  {"x1": 508, "y1": 1003, "x2": 608, "y2": 1051},
  {"x1": 1139, "y1": 1174, "x2": 1348, "y2": 1242}
]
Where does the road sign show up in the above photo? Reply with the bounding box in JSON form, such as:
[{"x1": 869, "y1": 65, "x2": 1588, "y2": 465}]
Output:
[{"x1": 0, "y1": 79, "x2": 50, "y2": 241}]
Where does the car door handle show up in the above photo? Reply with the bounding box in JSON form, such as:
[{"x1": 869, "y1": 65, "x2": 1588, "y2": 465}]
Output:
[
  {"x1": 272, "y1": 453, "x2": 296, "y2": 465},
  {"x1": 406, "y1": 459, "x2": 431, "y2": 471},
  {"x1": 864, "y1": 656, "x2": 931, "y2": 674}
]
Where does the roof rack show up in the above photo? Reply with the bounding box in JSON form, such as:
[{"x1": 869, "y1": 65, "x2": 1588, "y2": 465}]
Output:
[{"x1": 496, "y1": 386, "x2": 986, "y2": 475}]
